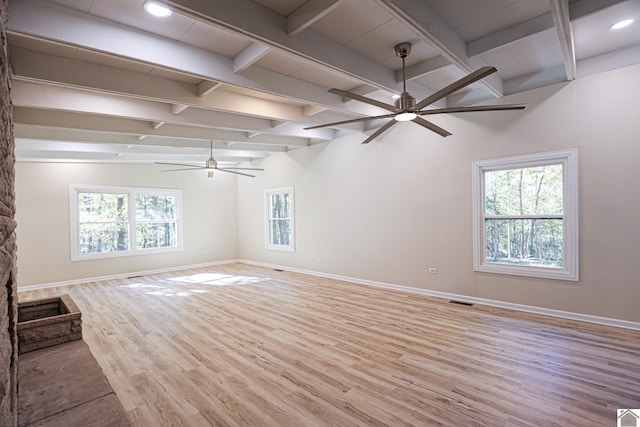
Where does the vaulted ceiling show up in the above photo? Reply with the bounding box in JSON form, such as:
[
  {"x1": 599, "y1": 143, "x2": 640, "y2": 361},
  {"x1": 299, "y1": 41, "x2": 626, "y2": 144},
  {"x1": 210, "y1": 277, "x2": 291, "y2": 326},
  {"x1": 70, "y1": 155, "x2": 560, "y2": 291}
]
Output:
[{"x1": 7, "y1": 0, "x2": 640, "y2": 164}]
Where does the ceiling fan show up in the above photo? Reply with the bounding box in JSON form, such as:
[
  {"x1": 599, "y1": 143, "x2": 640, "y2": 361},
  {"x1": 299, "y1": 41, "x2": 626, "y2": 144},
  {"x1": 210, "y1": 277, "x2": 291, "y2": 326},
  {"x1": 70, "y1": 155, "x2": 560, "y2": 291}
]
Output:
[
  {"x1": 156, "y1": 141, "x2": 264, "y2": 178},
  {"x1": 305, "y1": 42, "x2": 526, "y2": 144}
]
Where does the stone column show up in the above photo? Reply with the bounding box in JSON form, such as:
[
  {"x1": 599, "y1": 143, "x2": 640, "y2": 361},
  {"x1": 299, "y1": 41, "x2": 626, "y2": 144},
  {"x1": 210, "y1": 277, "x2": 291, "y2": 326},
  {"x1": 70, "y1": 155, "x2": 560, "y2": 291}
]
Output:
[{"x1": 0, "y1": 0, "x2": 18, "y2": 425}]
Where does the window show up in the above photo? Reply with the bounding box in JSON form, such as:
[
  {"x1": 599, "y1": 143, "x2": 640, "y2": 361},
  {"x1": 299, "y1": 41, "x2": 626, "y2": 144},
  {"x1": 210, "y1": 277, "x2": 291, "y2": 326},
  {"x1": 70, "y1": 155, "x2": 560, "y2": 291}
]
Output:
[
  {"x1": 265, "y1": 186, "x2": 294, "y2": 251},
  {"x1": 472, "y1": 149, "x2": 578, "y2": 281},
  {"x1": 70, "y1": 185, "x2": 182, "y2": 260}
]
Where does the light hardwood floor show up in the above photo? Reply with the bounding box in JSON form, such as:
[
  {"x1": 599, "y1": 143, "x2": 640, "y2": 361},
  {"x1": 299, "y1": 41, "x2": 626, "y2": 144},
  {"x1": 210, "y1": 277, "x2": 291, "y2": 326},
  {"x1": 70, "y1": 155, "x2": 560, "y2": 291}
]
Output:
[{"x1": 18, "y1": 263, "x2": 640, "y2": 426}]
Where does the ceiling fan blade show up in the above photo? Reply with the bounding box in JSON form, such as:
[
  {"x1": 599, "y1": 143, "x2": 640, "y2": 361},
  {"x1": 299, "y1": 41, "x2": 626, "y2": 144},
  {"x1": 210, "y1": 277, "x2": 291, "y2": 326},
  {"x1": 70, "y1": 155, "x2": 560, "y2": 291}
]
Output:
[
  {"x1": 412, "y1": 66, "x2": 498, "y2": 111},
  {"x1": 161, "y1": 167, "x2": 207, "y2": 172},
  {"x1": 329, "y1": 88, "x2": 398, "y2": 113},
  {"x1": 304, "y1": 113, "x2": 396, "y2": 130},
  {"x1": 361, "y1": 120, "x2": 396, "y2": 144},
  {"x1": 412, "y1": 117, "x2": 452, "y2": 137},
  {"x1": 217, "y1": 169, "x2": 256, "y2": 178},
  {"x1": 219, "y1": 167, "x2": 265, "y2": 171},
  {"x1": 155, "y1": 162, "x2": 201, "y2": 168},
  {"x1": 419, "y1": 104, "x2": 527, "y2": 115}
]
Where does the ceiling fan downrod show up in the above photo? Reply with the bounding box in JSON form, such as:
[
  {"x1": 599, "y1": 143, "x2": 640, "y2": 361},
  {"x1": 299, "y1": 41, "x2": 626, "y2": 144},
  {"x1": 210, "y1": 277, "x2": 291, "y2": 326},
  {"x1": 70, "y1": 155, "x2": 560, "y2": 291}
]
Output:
[{"x1": 394, "y1": 42, "x2": 416, "y2": 118}]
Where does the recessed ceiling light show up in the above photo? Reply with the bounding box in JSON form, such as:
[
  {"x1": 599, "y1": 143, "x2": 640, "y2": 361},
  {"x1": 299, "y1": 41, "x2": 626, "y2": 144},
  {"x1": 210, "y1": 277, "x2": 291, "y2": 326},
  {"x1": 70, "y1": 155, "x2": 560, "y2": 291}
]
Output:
[
  {"x1": 391, "y1": 94, "x2": 401, "y2": 100},
  {"x1": 610, "y1": 19, "x2": 634, "y2": 30},
  {"x1": 144, "y1": 2, "x2": 172, "y2": 18}
]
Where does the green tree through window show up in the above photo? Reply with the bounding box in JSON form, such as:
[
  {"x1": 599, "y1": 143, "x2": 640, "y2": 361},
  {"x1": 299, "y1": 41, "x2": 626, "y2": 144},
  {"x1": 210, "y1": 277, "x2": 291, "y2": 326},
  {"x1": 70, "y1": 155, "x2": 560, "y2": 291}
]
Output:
[
  {"x1": 71, "y1": 185, "x2": 182, "y2": 260},
  {"x1": 135, "y1": 194, "x2": 177, "y2": 249},
  {"x1": 265, "y1": 186, "x2": 294, "y2": 251},
  {"x1": 472, "y1": 150, "x2": 578, "y2": 281},
  {"x1": 484, "y1": 165, "x2": 563, "y2": 267},
  {"x1": 78, "y1": 192, "x2": 129, "y2": 254}
]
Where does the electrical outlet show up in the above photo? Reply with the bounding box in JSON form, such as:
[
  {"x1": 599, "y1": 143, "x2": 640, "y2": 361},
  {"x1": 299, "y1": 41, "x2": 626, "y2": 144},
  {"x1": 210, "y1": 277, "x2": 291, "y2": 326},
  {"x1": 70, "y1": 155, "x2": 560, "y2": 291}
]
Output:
[
  {"x1": 428, "y1": 267, "x2": 438, "y2": 274},
  {"x1": 310, "y1": 255, "x2": 316, "y2": 261}
]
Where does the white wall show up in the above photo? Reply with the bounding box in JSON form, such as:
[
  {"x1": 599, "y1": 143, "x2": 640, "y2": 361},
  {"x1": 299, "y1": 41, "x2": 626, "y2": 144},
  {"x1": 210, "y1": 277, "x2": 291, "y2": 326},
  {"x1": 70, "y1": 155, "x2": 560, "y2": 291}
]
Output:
[
  {"x1": 15, "y1": 162, "x2": 238, "y2": 286},
  {"x1": 237, "y1": 64, "x2": 640, "y2": 323}
]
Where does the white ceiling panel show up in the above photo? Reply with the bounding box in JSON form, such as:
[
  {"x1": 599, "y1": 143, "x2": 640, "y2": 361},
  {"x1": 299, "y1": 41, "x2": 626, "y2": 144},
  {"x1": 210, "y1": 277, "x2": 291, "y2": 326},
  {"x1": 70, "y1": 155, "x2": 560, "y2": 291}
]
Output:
[
  {"x1": 479, "y1": 28, "x2": 564, "y2": 79},
  {"x1": 345, "y1": 20, "x2": 420, "y2": 64},
  {"x1": 252, "y1": 0, "x2": 307, "y2": 16},
  {"x1": 6, "y1": 0, "x2": 640, "y2": 162},
  {"x1": 46, "y1": 0, "x2": 93, "y2": 12},
  {"x1": 428, "y1": 0, "x2": 550, "y2": 41},
  {"x1": 88, "y1": 0, "x2": 197, "y2": 41},
  {"x1": 573, "y1": 0, "x2": 640, "y2": 60},
  {"x1": 310, "y1": 0, "x2": 392, "y2": 45},
  {"x1": 254, "y1": 50, "x2": 308, "y2": 76},
  {"x1": 177, "y1": 21, "x2": 253, "y2": 56}
]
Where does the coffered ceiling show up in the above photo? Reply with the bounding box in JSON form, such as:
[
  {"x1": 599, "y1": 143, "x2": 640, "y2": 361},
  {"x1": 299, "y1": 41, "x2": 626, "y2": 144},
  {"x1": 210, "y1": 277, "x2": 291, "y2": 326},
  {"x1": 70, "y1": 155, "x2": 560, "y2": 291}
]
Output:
[{"x1": 7, "y1": 0, "x2": 640, "y2": 164}]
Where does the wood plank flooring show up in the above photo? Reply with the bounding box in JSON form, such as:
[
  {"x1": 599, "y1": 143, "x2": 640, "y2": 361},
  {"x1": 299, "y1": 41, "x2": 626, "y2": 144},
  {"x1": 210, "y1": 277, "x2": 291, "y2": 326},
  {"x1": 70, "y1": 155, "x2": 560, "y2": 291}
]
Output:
[{"x1": 18, "y1": 263, "x2": 640, "y2": 426}]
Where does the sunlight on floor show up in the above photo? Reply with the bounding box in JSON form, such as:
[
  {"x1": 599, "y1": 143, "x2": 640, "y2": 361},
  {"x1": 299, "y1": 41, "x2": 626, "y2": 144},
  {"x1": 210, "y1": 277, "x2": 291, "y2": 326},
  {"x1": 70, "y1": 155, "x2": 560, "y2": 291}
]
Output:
[
  {"x1": 119, "y1": 273, "x2": 269, "y2": 297},
  {"x1": 166, "y1": 273, "x2": 268, "y2": 286}
]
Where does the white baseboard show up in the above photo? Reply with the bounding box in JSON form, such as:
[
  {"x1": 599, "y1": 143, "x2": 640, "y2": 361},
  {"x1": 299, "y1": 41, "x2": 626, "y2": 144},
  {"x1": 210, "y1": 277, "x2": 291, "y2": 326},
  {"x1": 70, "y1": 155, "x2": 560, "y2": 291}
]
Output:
[
  {"x1": 17, "y1": 259, "x2": 241, "y2": 292},
  {"x1": 238, "y1": 259, "x2": 640, "y2": 331},
  {"x1": 19, "y1": 257, "x2": 640, "y2": 331}
]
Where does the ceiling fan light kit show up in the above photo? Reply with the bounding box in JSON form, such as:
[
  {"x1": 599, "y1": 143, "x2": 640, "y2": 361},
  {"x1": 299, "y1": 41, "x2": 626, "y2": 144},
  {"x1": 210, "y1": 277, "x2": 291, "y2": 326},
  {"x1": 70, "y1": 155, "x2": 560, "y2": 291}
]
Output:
[
  {"x1": 394, "y1": 111, "x2": 417, "y2": 122},
  {"x1": 306, "y1": 42, "x2": 526, "y2": 144}
]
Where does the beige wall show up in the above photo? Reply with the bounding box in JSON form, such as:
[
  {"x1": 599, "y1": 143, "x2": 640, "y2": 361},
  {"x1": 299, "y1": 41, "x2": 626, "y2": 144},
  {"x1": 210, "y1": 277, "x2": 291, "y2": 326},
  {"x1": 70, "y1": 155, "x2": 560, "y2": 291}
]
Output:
[
  {"x1": 15, "y1": 162, "x2": 238, "y2": 286},
  {"x1": 237, "y1": 64, "x2": 640, "y2": 323}
]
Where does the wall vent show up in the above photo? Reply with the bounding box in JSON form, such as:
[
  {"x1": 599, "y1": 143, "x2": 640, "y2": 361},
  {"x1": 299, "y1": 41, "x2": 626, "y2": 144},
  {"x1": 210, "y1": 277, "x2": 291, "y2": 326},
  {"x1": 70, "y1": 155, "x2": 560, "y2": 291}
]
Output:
[{"x1": 449, "y1": 300, "x2": 474, "y2": 307}]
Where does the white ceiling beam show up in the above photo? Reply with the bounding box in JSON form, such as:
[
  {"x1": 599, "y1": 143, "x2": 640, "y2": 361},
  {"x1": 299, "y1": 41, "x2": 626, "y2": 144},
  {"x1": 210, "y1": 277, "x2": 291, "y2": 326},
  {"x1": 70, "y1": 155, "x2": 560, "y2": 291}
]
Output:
[
  {"x1": 270, "y1": 120, "x2": 290, "y2": 128},
  {"x1": 303, "y1": 104, "x2": 329, "y2": 116},
  {"x1": 232, "y1": 42, "x2": 271, "y2": 73},
  {"x1": 166, "y1": 0, "x2": 402, "y2": 92},
  {"x1": 467, "y1": 13, "x2": 555, "y2": 57},
  {"x1": 504, "y1": 42, "x2": 640, "y2": 95},
  {"x1": 372, "y1": 0, "x2": 503, "y2": 98},
  {"x1": 197, "y1": 81, "x2": 222, "y2": 97},
  {"x1": 13, "y1": 107, "x2": 312, "y2": 148},
  {"x1": 15, "y1": 135, "x2": 289, "y2": 155},
  {"x1": 12, "y1": 80, "x2": 331, "y2": 139},
  {"x1": 11, "y1": 80, "x2": 334, "y2": 140},
  {"x1": 569, "y1": 0, "x2": 628, "y2": 19},
  {"x1": 503, "y1": 66, "x2": 567, "y2": 96},
  {"x1": 286, "y1": 0, "x2": 342, "y2": 36},
  {"x1": 467, "y1": 0, "x2": 627, "y2": 57},
  {"x1": 7, "y1": 0, "x2": 384, "y2": 117},
  {"x1": 9, "y1": 47, "x2": 310, "y2": 124},
  {"x1": 14, "y1": 144, "x2": 267, "y2": 163},
  {"x1": 171, "y1": 103, "x2": 189, "y2": 115},
  {"x1": 549, "y1": 0, "x2": 576, "y2": 80},
  {"x1": 576, "y1": 43, "x2": 640, "y2": 78}
]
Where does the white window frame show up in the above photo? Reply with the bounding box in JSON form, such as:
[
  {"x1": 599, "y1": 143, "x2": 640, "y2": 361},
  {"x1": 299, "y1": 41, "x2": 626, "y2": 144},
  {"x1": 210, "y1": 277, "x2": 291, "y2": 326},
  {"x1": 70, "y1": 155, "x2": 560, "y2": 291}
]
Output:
[
  {"x1": 70, "y1": 185, "x2": 183, "y2": 261},
  {"x1": 264, "y1": 186, "x2": 295, "y2": 252},
  {"x1": 472, "y1": 149, "x2": 578, "y2": 281}
]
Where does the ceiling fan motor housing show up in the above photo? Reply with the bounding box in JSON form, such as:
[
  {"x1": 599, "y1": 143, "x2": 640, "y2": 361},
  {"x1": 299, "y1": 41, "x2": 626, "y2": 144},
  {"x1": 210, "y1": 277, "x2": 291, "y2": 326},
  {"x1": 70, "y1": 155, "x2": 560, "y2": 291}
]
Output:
[
  {"x1": 395, "y1": 92, "x2": 416, "y2": 111},
  {"x1": 206, "y1": 158, "x2": 217, "y2": 169}
]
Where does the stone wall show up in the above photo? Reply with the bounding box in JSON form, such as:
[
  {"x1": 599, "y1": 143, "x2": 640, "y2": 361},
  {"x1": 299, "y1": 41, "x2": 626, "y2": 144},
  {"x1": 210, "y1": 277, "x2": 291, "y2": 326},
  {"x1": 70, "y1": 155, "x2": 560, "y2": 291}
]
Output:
[{"x1": 0, "y1": 0, "x2": 18, "y2": 425}]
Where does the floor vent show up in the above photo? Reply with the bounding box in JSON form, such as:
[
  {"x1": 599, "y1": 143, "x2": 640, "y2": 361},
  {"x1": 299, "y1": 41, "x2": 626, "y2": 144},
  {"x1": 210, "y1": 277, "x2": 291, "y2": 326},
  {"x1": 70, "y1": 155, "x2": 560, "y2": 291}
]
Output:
[{"x1": 449, "y1": 300, "x2": 474, "y2": 307}]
